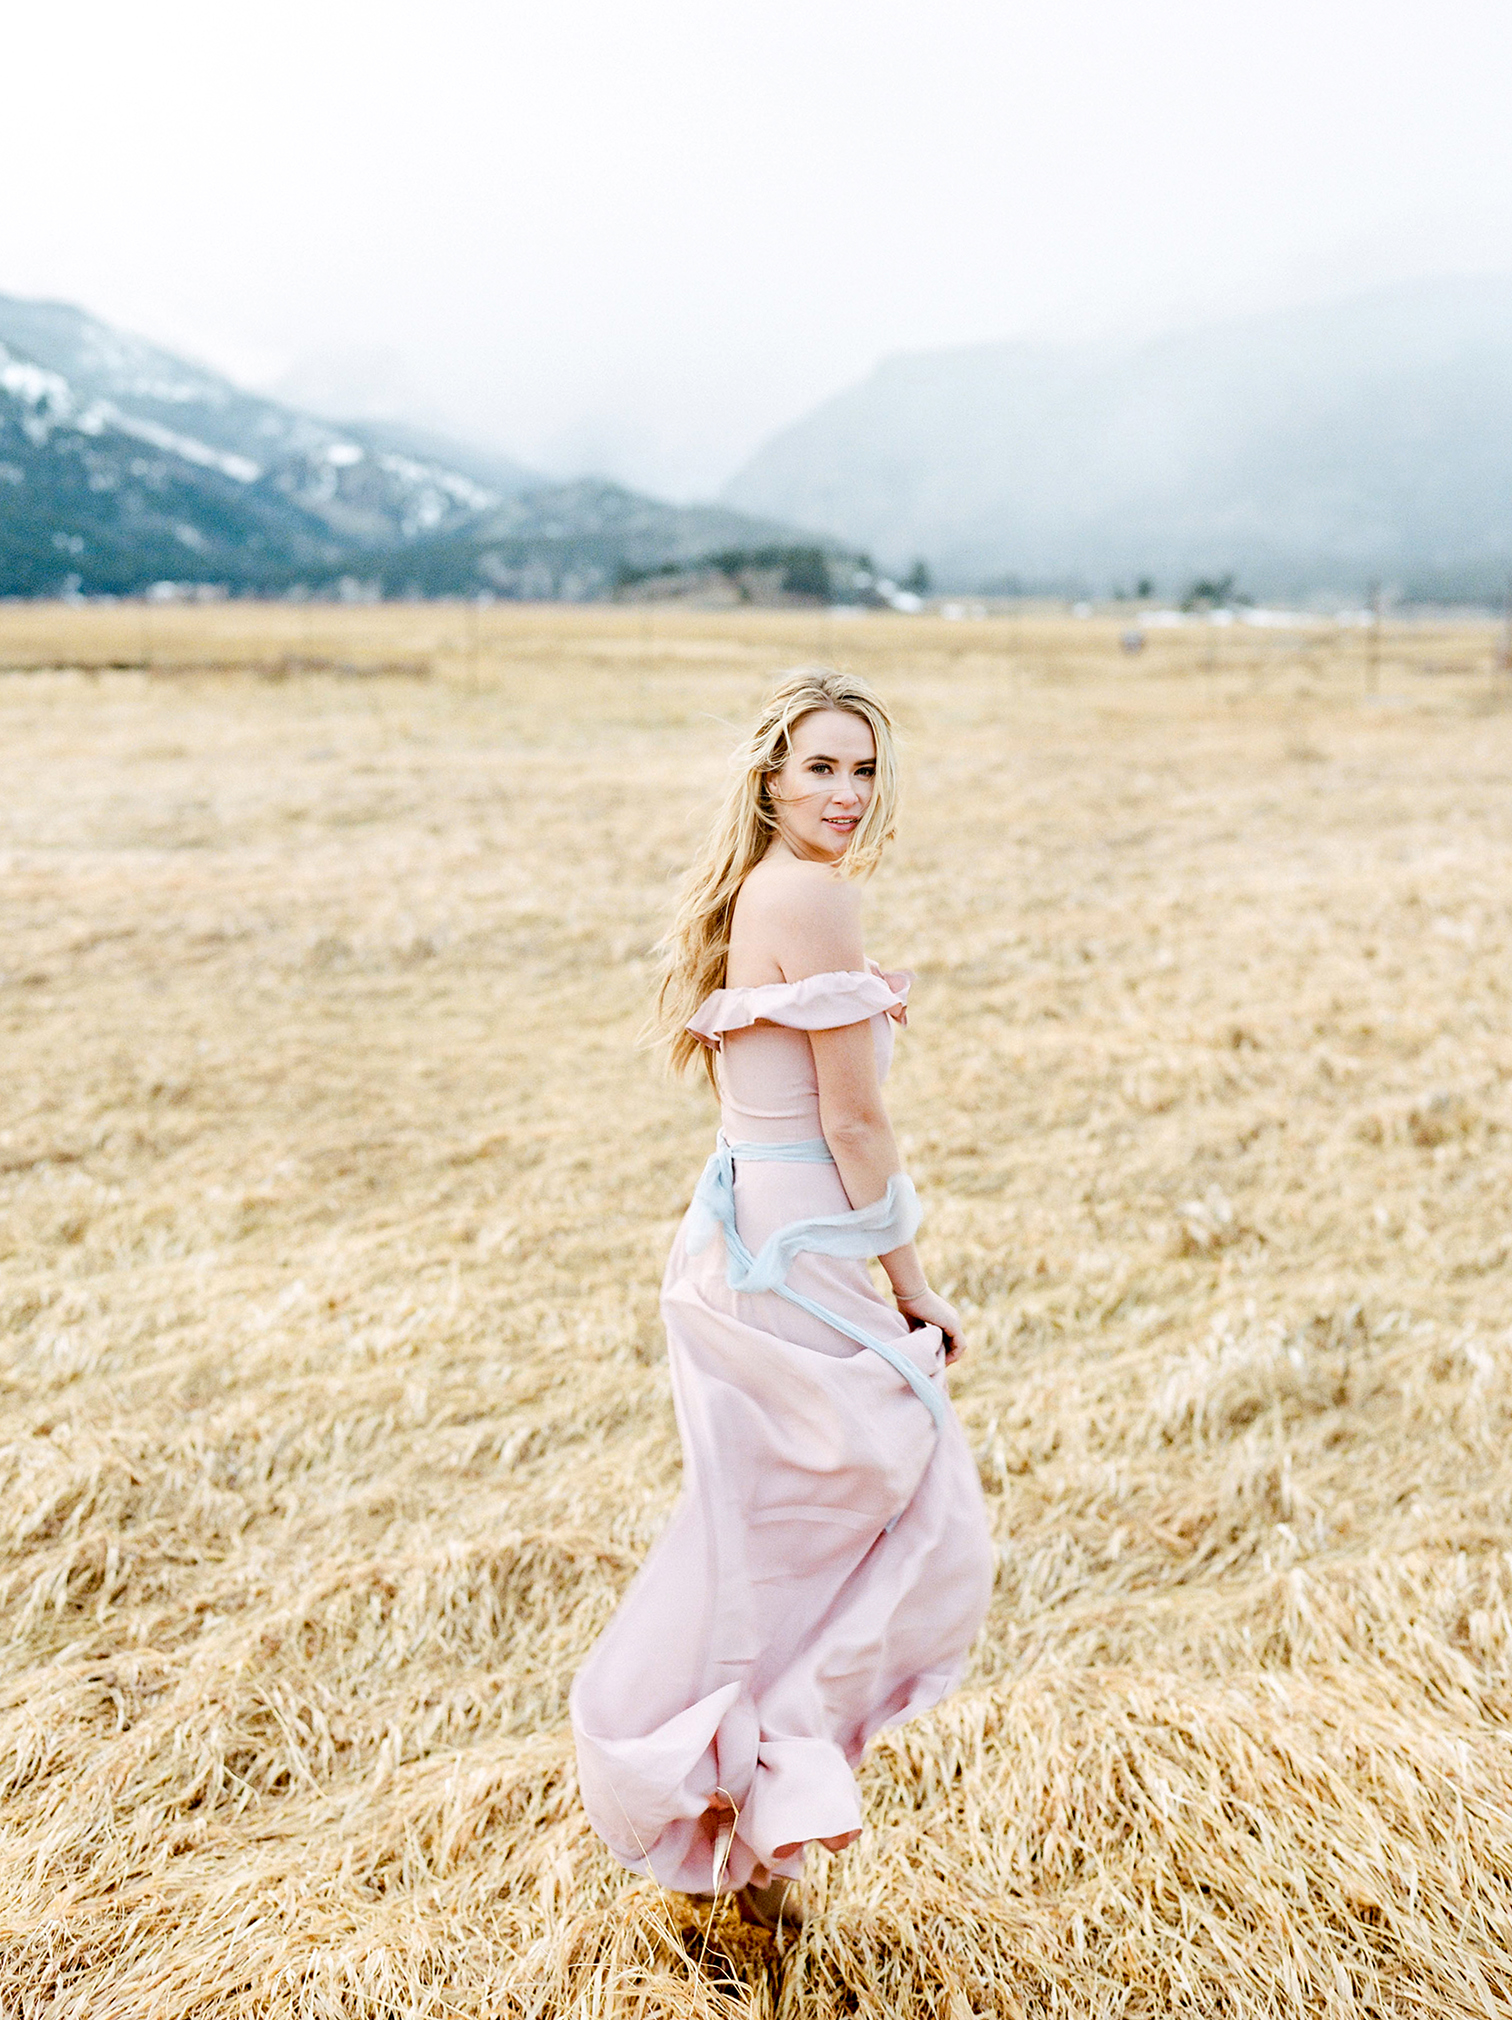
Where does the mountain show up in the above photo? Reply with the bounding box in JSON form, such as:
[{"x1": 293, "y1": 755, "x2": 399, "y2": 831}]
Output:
[
  {"x1": 0, "y1": 295, "x2": 812, "y2": 598},
  {"x1": 355, "y1": 479, "x2": 831, "y2": 600},
  {"x1": 721, "y1": 277, "x2": 1512, "y2": 600},
  {"x1": 333, "y1": 417, "x2": 538, "y2": 505}
]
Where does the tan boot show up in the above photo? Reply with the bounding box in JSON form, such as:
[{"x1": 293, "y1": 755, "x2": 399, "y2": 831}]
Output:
[{"x1": 735, "y1": 1873, "x2": 804, "y2": 1939}]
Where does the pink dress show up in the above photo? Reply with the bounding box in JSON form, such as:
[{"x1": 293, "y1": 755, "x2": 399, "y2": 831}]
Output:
[{"x1": 570, "y1": 967, "x2": 993, "y2": 1893}]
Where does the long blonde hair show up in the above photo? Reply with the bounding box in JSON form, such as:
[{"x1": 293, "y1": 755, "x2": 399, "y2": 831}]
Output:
[{"x1": 653, "y1": 667, "x2": 900, "y2": 1081}]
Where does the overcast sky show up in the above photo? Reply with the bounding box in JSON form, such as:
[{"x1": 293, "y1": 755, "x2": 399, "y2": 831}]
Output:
[{"x1": 3, "y1": 0, "x2": 1509, "y2": 497}]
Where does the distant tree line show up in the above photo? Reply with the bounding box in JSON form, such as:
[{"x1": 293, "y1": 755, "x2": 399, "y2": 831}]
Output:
[{"x1": 616, "y1": 545, "x2": 850, "y2": 601}]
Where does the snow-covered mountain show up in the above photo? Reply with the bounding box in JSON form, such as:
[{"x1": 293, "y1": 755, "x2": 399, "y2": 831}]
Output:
[
  {"x1": 355, "y1": 477, "x2": 830, "y2": 600},
  {"x1": 722, "y1": 276, "x2": 1512, "y2": 600},
  {"x1": 0, "y1": 296, "x2": 811, "y2": 597}
]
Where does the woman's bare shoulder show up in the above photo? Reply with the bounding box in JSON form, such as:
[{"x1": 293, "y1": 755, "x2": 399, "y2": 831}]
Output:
[
  {"x1": 739, "y1": 856, "x2": 858, "y2": 920},
  {"x1": 735, "y1": 859, "x2": 864, "y2": 976}
]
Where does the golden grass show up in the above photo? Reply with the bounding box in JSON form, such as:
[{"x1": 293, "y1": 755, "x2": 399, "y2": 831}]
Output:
[{"x1": 1, "y1": 601, "x2": 1510, "y2": 2017}]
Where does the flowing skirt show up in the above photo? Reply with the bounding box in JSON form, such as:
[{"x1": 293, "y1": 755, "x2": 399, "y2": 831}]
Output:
[{"x1": 569, "y1": 1152, "x2": 994, "y2": 1893}]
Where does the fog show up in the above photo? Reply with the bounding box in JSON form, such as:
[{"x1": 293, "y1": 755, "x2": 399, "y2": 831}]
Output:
[{"x1": 3, "y1": 0, "x2": 1509, "y2": 498}]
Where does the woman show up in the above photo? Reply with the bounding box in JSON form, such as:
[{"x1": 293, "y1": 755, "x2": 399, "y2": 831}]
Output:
[{"x1": 570, "y1": 668, "x2": 993, "y2": 1936}]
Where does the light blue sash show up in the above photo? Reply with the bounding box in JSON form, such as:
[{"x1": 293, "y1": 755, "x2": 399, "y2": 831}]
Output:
[{"x1": 685, "y1": 1134, "x2": 946, "y2": 1430}]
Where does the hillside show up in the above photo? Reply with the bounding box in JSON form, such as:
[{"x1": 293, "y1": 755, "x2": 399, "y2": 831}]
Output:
[
  {"x1": 353, "y1": 479, "x2": 825, "y2": 600},
  {"x1": 722, "y1": 275, "x2": 1512, "y2": 600},
  {"x1": 0, "y1": 296, "x2": 811, "y2": 598}
]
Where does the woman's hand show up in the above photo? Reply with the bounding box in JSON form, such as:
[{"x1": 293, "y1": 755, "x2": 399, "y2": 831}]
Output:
[{"x1": 895, "y1": 1288, "x2": 967, "y2": 1363}]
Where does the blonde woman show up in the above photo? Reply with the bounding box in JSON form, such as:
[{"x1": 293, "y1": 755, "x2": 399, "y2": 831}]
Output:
[{"x1": 570, "y1": 669, "x2": 992, "y2": 1936}]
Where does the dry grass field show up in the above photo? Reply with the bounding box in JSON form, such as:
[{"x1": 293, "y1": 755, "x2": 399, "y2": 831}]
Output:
[{"x1": 2, "y1": 601, "x2": 1511, "y2": 2018}]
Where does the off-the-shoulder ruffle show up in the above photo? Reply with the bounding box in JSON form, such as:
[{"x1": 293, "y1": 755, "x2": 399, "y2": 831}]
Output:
[{"x1": 689, "y1": 967, "x2": 911, "y2": 1048}]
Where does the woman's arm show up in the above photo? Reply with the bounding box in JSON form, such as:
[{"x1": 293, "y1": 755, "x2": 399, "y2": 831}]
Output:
[
  {"x1": 764, "y1": 871, "x2": 966, "y2": 1356},
  {"x1": 808, "y1": 1021, "x2": 965, "y2": 1359}
]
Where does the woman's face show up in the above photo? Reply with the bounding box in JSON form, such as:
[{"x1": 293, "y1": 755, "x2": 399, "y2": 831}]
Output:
[{"x1": 769, "y1": 709, "x2": 876, "y2": 862}]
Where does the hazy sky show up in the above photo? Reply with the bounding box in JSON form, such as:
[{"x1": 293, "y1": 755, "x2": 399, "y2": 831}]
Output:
[{"x1": 3, "y1": 0, "x2": 1509, "y2": 497}]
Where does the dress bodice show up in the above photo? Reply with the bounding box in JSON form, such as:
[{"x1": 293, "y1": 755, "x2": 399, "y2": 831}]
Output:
[{"x1": 687, "y1": 965, "x2": 911, "y2": 1142}]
